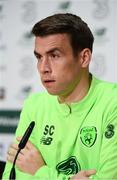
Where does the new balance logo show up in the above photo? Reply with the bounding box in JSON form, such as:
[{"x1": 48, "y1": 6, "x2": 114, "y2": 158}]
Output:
[
  {"x1": 40, "y1": 124, "x2": 55, "y2": 145},
  {"x1": 40, "y1": 136, "x2": 53, "y2": 145}
]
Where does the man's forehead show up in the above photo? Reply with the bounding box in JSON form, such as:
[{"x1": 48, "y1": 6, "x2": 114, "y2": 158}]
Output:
[
  {"x1": 35, "y1": 33, "x2": 69, "y2": 43},
  {"x1": 34, "y1": 33, "x2": 70, "y2": 52}
]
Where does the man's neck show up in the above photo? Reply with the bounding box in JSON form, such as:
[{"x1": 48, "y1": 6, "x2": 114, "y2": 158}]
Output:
[{"x1": 58, "y1": 73, "x2": 92, "y2": 104}]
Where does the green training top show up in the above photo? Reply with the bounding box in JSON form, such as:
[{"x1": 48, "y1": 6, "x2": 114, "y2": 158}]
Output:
[{"x1": 3, "y1": 76, "x2": 117, "y2": 179}]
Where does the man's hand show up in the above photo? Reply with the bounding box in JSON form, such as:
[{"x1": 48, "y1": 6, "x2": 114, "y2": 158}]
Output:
[
  {"x1": 70, "y1": 169, "x2": 96, "y2": 180},
  {"x1": 7, "y1": 137, "x2": 45, "y2": 175}
]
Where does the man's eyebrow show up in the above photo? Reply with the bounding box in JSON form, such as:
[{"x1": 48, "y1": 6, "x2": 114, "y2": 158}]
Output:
[
  {"x1": 46, "y1": 48, "x2": 61, "y2": 54},
  {"x1": 34, "y1": 50, "x2": 40, "y2": 56},
  {"x1": 34, "y1": 48, "x2": 61, "y2": 56}
]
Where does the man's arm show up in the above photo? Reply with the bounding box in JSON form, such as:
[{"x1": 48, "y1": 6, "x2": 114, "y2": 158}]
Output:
[
  {"x1": 6, "y1": 137, "x2": 96, "y2": 180},
  {"x1": 70, "y1": 170, "x2": 96, "y2": 180},
  {"x1": 7, "y1": 137, "x2": 45, "y2": 175}
]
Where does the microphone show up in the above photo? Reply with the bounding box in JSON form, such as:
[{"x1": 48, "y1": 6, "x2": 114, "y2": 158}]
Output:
[
  {"x1": 9, "y1": 121, "x2": 35, "y2": 180},
  {"x1": 18, "y1": 121, "x2": 35, "y2": 149}
]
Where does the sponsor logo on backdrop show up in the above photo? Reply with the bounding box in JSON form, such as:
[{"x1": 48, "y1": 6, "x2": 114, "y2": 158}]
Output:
[
  {"x1": 16, "y1": 85, "x2": 32, "y2": 101},
  {"x1": 0, "y1": 44, "x2": 7, "y2": 72},
  {"x1": 0, "y1": 63, "x2": 7, "y2": 72},
  {"x1": 0, "y1": 31, "x2": 7, "y2": 50},
  {"x1": 90, "y1": 54, "x2": 106, "y2": 76},
  {"x1": 18, "y1": 31, "x2": 34, "y2": 47},
  {"x1": 19, "y1": 56, "x2": 35, "y2": 79},
  {"x1": 56, "y1": 1, "x2": 72, "y2": 13},
  {"x1": 0, "y1": 3, "x2": 4, "y2": 20},
  {"x1": 21, "y1": 1, "x2": 37, "y2": 24},
  {"x1": 93, "y1": 0, "x2": 109, "y2": 19},
  {"x1": 0, "y1": 42, "x2": 6, "y2": 50},
  {"x1": 0, "y1": 87, "x2": 6, "y2": 100},
  {"x1": 0, "y1": 0, "x2": 7, "y2": 20},
  {"x1": 94, "y1": 27, "x2": 109, "y2": 44},
  {"x1": 0, "y1": 143, "x2": 5, "y2": 158},
  {"x1": 58, "y1": 1, "x2": 71, "y2": 10}
]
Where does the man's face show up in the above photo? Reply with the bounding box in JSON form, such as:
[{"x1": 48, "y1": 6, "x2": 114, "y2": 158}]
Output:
[{"x1": 34, "y1": 33, "x2": 84, "y2": 97}]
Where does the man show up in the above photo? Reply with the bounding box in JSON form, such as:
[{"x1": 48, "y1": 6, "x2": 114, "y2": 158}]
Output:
[{"x1": 3, "y1": 13, "x2": 117, "y2": 179}]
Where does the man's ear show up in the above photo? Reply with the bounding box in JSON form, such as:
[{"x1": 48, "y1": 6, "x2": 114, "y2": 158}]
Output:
[{"x1": 79, "y1": 48, "x2": 92, "y2": 68}]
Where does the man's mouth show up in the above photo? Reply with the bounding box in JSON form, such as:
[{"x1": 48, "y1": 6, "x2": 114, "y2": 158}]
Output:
[{"x1": 44, "y1": 79, "x2": 55, "y2": 82}]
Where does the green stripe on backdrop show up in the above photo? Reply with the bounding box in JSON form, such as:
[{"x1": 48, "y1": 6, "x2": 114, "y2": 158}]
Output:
[{"x1": 0, "y1": 110, "x2": 21, "y2": 133}]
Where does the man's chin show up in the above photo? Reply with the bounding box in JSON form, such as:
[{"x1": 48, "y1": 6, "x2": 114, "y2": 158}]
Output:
[
  {"x1": 45, "y1": 88, "x2": 62, "y2": 96},
  {"x1": 46, "y1": 90, "x2": 58, "y2": 96}
]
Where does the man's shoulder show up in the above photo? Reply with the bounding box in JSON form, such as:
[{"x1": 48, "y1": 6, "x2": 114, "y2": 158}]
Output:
[
  {"x1": 23, "y1": 91, "x2": 56, "y2": 108},
  {"x1": 93, "y1": 76, "x2": 117, "y2": 101},
  {"x1": 94, "y1": 76, "x2": 117, "y2": 92},
  {"x1": 26, "y1": 91, "x2": 55, "y2": 103}
]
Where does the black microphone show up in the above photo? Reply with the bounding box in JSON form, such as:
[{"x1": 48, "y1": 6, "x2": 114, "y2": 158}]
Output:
[
  {"x1": 18, "y1": 121, "x2": 35, "y2": 149},
  {"x1": 9, "y1": 121, "x2": 35, "y2": 180}
]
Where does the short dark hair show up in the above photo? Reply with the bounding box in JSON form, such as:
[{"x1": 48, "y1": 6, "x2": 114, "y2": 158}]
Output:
[{"x1": 32, "y1": 13, "x2": 94, "y2": 56}]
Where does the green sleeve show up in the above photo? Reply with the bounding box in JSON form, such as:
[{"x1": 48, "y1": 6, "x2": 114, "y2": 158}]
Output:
[
  {"x1": 2, "y1": 96, "x2": 71, "y2": 180},
  {"x1": 3, "y1": 162, "x2": 71, "y2": 180},
  {"x1": 34, "y1": 166, "x2": 72, "y2": 180},
  {"x1": 90, "y1": 105, "x2": 117, "y2": 179}
]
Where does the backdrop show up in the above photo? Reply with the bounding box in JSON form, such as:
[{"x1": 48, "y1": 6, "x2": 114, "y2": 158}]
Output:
[{"x1": 0, "y1": 0, "x2": 117, "y2": 161}]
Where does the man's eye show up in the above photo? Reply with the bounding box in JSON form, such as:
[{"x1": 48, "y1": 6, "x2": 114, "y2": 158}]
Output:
[
  {"x1": 35, "y1": 55, "x2": 42, "y2": 62},
  {"x1": 51, "y1": 54, "x2": 59, "y2": 58}
]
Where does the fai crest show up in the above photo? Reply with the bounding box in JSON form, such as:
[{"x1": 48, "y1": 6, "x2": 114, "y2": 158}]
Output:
[
  {"x1": 56, "y1": 156, "x2": 81, "y2": 175},
  {"x1": 80, "y1": 126, "x2": 97, "y2": 147}
]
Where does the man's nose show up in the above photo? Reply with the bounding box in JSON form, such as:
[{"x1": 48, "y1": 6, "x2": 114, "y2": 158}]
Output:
[{"x1": 39, "y1": 57, "x2": 51, "y2": 74}]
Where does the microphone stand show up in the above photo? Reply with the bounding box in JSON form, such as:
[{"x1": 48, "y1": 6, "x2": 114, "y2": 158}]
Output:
[
  {"x1": 9, "y1": 148, "x2": 21, "y2": 180},
  {"x1": 9, "y1": 121, "x2": 35, "y2": 180}
]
